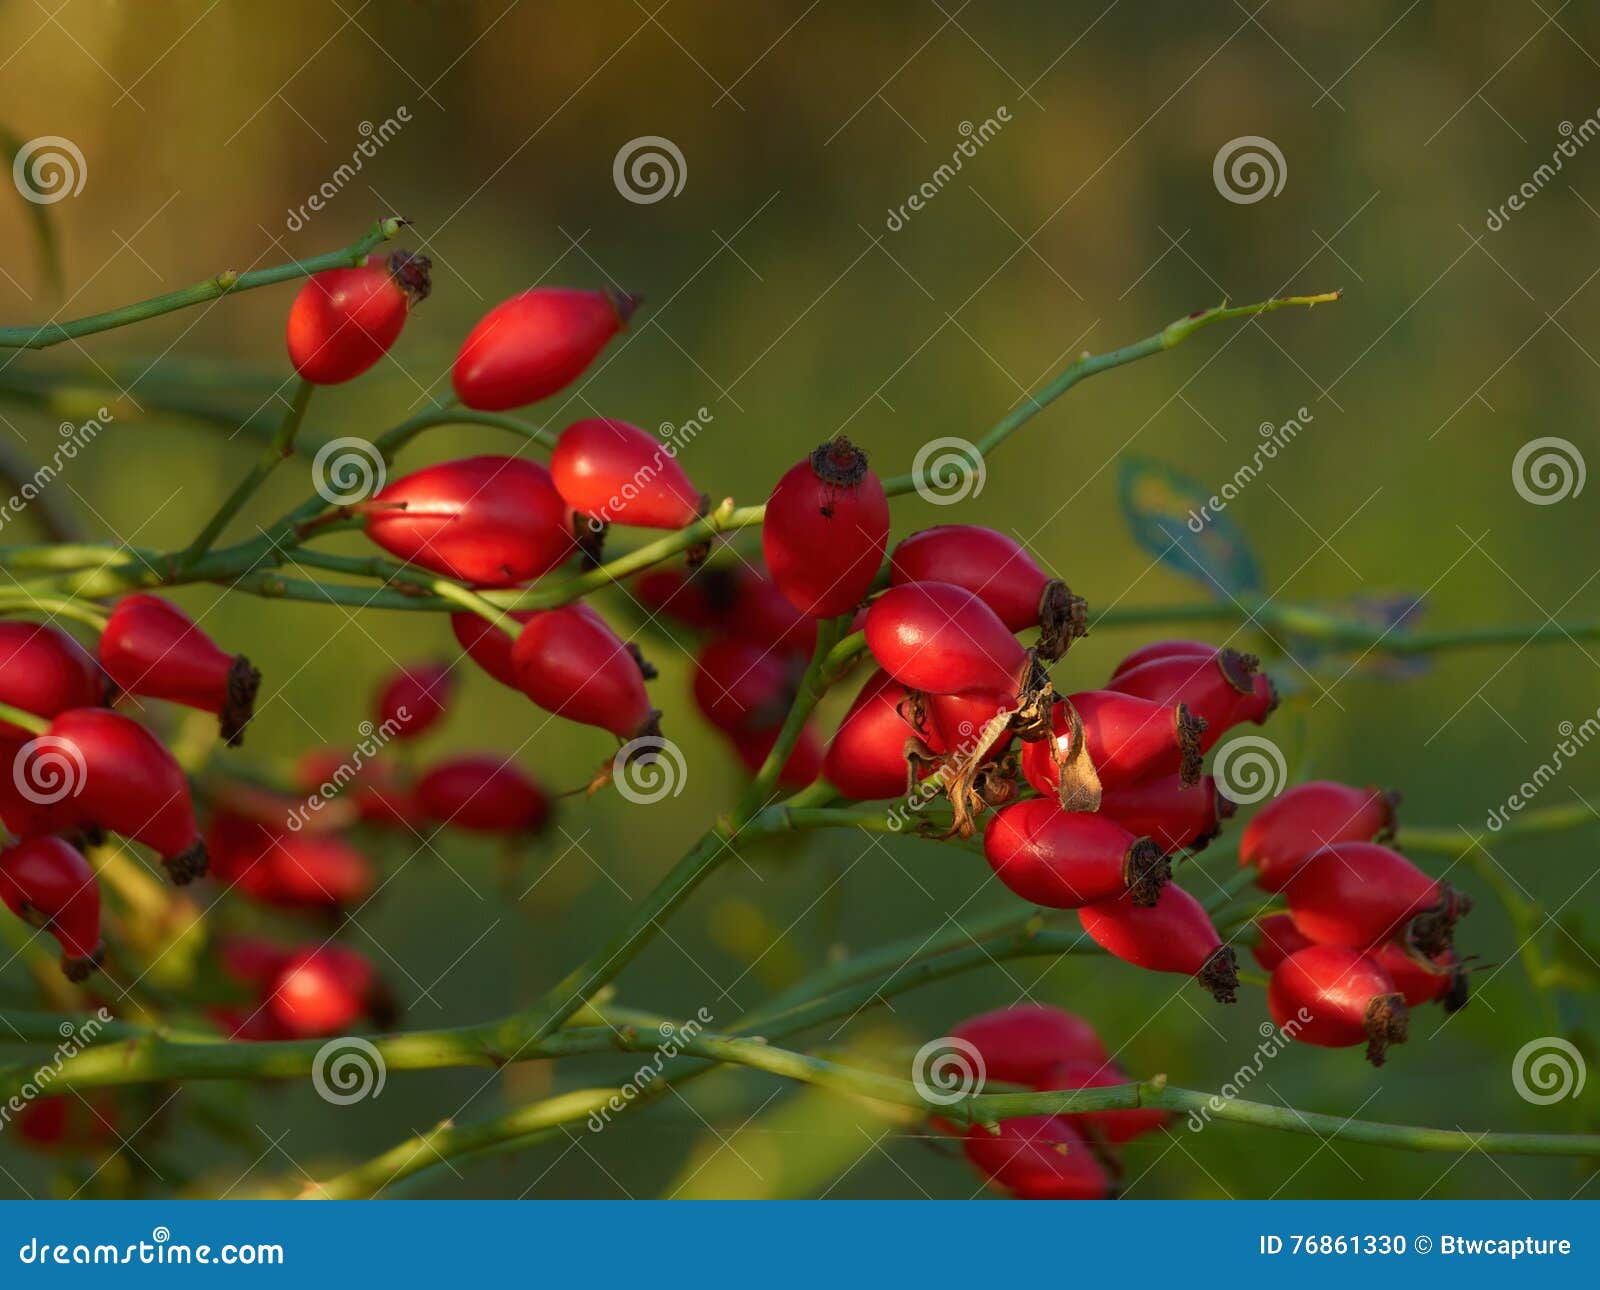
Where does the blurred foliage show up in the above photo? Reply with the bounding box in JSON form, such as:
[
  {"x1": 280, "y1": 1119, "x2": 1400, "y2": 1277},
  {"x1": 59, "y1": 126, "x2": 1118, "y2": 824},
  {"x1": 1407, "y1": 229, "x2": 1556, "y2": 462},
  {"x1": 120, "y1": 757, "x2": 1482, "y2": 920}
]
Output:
[{"x1": 2, "y1": 0, "x2": 1599, "y2": 1199}]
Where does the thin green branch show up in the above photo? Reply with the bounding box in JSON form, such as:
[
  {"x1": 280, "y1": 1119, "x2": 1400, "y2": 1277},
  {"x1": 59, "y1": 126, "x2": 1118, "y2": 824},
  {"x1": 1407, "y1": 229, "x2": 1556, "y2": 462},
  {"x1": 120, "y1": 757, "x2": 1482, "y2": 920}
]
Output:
[{"x1": 0, "y1": 219, "x2": 404, "y2": 351}]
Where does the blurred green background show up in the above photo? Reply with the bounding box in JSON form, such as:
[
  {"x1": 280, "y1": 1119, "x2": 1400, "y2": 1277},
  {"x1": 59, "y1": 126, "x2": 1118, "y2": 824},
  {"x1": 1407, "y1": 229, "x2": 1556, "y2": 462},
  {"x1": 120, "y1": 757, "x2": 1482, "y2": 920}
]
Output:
[{"x1": 1, "y1": 0, "x2": 1597, "y2": 1199}]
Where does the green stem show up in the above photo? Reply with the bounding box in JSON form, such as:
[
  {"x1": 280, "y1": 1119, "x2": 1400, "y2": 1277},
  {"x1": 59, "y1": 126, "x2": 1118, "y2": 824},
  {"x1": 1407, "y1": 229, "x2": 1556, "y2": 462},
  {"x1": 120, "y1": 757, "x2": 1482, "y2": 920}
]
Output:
[
  {"x1": 175, "y1": 378, "x2": 315, "y2": 572},
  {"x1": 0, "y1": 699, "x2": 48, "y2": 735},
  {"x1": 372, "y1": 405, "x2": 555, "y2": 457},
  {"x1": 0, "y1": 219, "x2": 404, "y2": 351}
]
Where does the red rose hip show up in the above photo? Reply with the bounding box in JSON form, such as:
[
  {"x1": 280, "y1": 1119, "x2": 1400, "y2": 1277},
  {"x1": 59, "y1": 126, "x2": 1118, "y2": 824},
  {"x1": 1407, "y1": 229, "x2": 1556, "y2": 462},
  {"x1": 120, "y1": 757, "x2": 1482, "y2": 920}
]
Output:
[
  {"x1": 1240, "y1": 780, "x2": 1400, "y2": 892},
  {"x1": 0, "y1": 835, "x2": 103, "y2": 979},
  {"x1": 0, "y1": 622, "x2": 106, "y2": 739},
  {"x1": 865, "y1": 582, "x2": 1029, "y2": 699},
  {"x1": 510, "y1": 605, "x2": 659, "y2": 741},
  {"x1": 1285, "y1": 841, "x2": 1469, "y2": 956},
  {"x1": 551, "y1": 417, "x2": 706, "y2": 530},
  {"x1": 453, "y1": 287, "x2": 637, "y2": 411},
  {"x1": 286, "y1": 250, "x2": 430, "y2": 385},
  {"x1": 1078, "y1": 883, "x2": 1238, "y2": 1002},
  {"x1": 983, "y1": 799, "x2": 1170, "y2": 908},
  {"x1": 1268, "y1": 944, "x2": 1409, "y2": 1066},
  {"x1": 415, "y1": 755, "x2": 551, "y2": 834},
  {"x1": 762, "y1": 437, "x2": 889, "y2": 618}
]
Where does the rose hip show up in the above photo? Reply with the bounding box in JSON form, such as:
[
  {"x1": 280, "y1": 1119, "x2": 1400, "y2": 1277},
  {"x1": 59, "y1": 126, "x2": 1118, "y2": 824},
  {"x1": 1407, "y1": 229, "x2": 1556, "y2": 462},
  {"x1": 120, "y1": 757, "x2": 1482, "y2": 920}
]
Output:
[
  {"x1": 984, "y1": 799, "x2": 1170, "y2": 908},
  {"x1": 0, "y1": 835, "x2": 103, "y2": 979},
  {"x1": 510, "y1": 605, "x2": 659, "y2": 740},
  {"x1": 374, "y1": 661, "x2": 455, "y2": 740},
  {"x1": 1285, "y1": 841, "x2": 1469, "y2": 956},
  {"x1": 0, "y1": 621, "x2": 106, "y2": 739},
  {"x1": 1108, "y1": 648, "x2": 1261, "y2": 750},
  {"x1": 1250, "y1": 911, "x2": 1315, "y2": 971},
  {"x1": 286, "y1": 250, "x2": 429, "y2": 384},
  {"x1": 1021, "y1": 692, "x2": 1206, "y2": 795},
  {"x1": 1268, "y1": 944, "x2": 1409, "y2": 1065},
  {"x1": 949, "y1": 1003, "x2": 1109, "y2": 1085},
  {"x1": 691, "y1": 637, "x2": 797, "y2": 734},
  {"x1": 1240, "y1": 780, "x2": 1400, "y2": 892},
  {"x1": 762, "y1": 436, "x2": 889, "y2": 617},
  {"x1": 415, "y1": 755, "x2": 551, "y2": 835},
  {"x1": 820, "y1": 670, "x2": 936, "y2": 801},
  {"x1": 551, "y1": 417, "x2": 706, "y2": 530},
  {"x1": 453, "y1": 287, "x2": 637, "y2": 411},
  {"x1": 1078, "y1": 883, "x2": 1239, "y2": 1002},
  {"x1": 1097, "y1": 774, "x2": 1235, "y2": 855},
  {"x1": 865, "y1": 582, "x2": 1029, "y2": 699},
  {"x1": 963, "y1": 1116, "x2": 1115, "y2": 1200}
]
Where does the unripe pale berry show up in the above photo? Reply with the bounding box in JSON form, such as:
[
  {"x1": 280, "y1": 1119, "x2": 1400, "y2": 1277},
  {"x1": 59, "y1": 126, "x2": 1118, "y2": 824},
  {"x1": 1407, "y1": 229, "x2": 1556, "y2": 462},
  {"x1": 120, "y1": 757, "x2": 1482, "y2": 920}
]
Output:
[
  {"x1": 0, "y1": 836, "x2": 103, "y2": 979},
  {"x1": 551, "y1": 417, "x2": 706, "y2": 530},
  {"x1": 286, "y1": 251, "x2": 429, "y2": 384},
  {"x1": 453, "y1": 287, "x2": 637, "y2": 411},
  {"x1": 865, "y1": 581, "x2": 1029, "y2": 699},
  {"x1": 365, "y1": 456, "x2": 574, "y2": 587},
  {"x1": 762, "y1": 436, "x2": 889, "y2": 617},
  {"x1": 984, "y1": 799, "x2": 1169, "y2": 908},
  {"x1": 1285, "y1": 841, "x2": 1469, "y2": 957},
  {"x1": 1268, "y1": 944, "x2": 1409, "y2": 1066},
  {"x1": 1239, "y1": 780, "x2": 1400, "y2": 891},
  {"x1": 1078, "y1": 883, "x2": 1238, "y2": 1002},
  {"x1": 99, "y1": 594, "x2": 261, "y2": 746}
]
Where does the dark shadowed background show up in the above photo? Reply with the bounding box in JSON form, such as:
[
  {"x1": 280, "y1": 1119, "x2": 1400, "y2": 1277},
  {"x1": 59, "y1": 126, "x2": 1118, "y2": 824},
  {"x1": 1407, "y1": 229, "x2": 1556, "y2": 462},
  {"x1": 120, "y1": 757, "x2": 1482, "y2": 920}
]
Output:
[{"x1": 0, "y1": 0, "x2": 1596, "y2": 1198}]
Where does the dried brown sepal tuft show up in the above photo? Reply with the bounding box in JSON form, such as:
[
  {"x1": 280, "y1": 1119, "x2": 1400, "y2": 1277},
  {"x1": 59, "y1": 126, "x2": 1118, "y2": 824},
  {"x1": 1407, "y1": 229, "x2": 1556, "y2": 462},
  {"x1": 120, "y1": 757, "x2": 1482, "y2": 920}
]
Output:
[
  {"x1": 220, "y1": 655, "x2": 262, "y2": 747},
  {"x1": 1174, "y1": 703, "x2": 1207, "y2": 787},
  {"x1": 1216, "y1": 648, "x2": 1259, "y2": 695},
  {"x1": 1362, "y1": 992, "x2": 1410, "y2": 1066},
  {"x1": 1197, "y1": 945, "x2": 1239, "y2": 1003},
  {"x1": 1035, "y1": 581, "x2": 1089, "y2": 662},
  {"x1": 163, "y1": 840, "x2": 209, "y2": 887},
  {"x1": 1407, "y1": 883, "x2": 1472, "y2": 957},
  {"x1": 1123, "y1": 838, "x2": 1172, "y2": 907}
]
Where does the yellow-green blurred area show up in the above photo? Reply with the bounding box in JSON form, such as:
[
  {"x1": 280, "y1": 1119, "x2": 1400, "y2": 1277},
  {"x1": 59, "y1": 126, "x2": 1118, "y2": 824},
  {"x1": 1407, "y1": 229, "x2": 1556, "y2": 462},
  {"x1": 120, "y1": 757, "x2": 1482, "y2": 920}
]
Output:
[{"x1": 1, "y1": 1, "x2": 1597, "y2": 1199}]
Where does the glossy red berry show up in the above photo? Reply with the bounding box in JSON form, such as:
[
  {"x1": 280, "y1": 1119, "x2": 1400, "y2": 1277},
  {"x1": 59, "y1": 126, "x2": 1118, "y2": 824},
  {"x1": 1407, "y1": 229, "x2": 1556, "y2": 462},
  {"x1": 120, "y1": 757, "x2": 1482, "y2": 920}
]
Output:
[
  {"x1": 984, "y1": 799, "x2": 1169, "y2": 908},
  {"x1": 1041, "y1": 1058, "x2": 1170, "y2": 1144},
  {"x1": 551, "y1": 417, "x2": 705, "y2": 530},
  {"x1": 286, "y1": 251, "x2": 430, "y2": 385},
  {"x1": 99, "y1": 594, "x2": 260, "y2": 745},
  {"x1": 1108, "y1": 639, "x2": 1214, "y2": 682},
  {"x1": 1239, "y1": 780, "x2": 1400, "y2": 892},
  {"x1": 1285, "y1": 841, "x2": 1469, "y2": 956},
  {"x1": 364, "y1": 456, "x2": 574, "y2": 588},
  {"x1": 730, "y1": 722, "x2": 825, "y2": 789},
  {"x1": 415, "y1": 755, "x2": 551, "y2": 834},
  {"x1": 1250, "y1": 911, "x2": 1315, "y2": 971},
  {"x1": 1109, "y1": 648, "x2": 1262, "y2": 750},
  {"x1": 0, "y1": 836, "x2": 103, "y2": 979},
  {"x1": 267, "y1": 943, "x2": 391, "y2": 1038},
  {"x1": 453, "y1": 287, "x2": 637, "y2": 411},
  {"x1": 924, "y1": 690, "x2": 1012, "y2": 763},
  {"x1": 1078, "y1": 883, "x2": 1238, "y2": 1002},
  {"x1": 1021, "y1": 692, "x2": 1206, "y2": 796},
  {"x1": 1268, "y1": 945, "x2": 1409, "y2": 1066},
  {"x1": 762, "y1": 437, "x2": 889, "y2": 618},
  {"x1": 889, "y1": 525, "x2": 1085, "y2": 660},
  {"x1": 15, "y1": 709, "x2": 205, "y2": 884},
  {"x1": 1373, "y1": 942, "x2": 1469, "y2": 1012},
  {"x1": 963, "y1": 1116, "x2": 1115, "y2": 1200},
  {"x1": 374, "y1": 661, "x2": 454, "y2": 740},
  {"x1": 821, "y1": 670, "x2": 935, "y2": 801},
  {"x1": 865, "y1": 582, "x2": 1029, "y2": 699},
  {"x1": 450, "y1": 610, "x2": 536, "y2": 689},
  {"x1": 0, "y1": 621, "x2": 106, "y2": 739},
  {"x1": 510, "y1": 604, "x2": 659, "y2": 740},
  {"x1": 207, "y1": 812, "x2": 374, "y2": 910},
  {"x1": 949, "y1": 1004, "x2": 1110, "y2": 1085},
  {"x1": 723, "y1": 572, "x2": 819, "y2": 660},
  {"x1": 1098, "y1": 774, "x2": 1235, "y2": 855},
  {"x1": 691, "y1": 637, "x2": 797, "y2": 734}
]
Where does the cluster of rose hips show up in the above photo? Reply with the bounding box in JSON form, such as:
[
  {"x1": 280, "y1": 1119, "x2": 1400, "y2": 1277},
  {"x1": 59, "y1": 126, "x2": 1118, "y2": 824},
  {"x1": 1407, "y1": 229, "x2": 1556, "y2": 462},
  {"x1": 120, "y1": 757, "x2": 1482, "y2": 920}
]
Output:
[
  {"x1": 0, "y1": 237, "x2": 1477, "y2": 1183},
  {"x1": 940, "y1": 1004, "x2": 1161, "y2": 1199},
  {"x1": 1243, "y1": 780, "x2": 1472, "y2": 1065}
]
